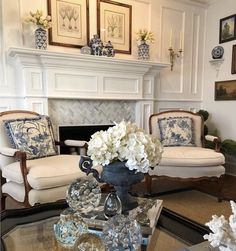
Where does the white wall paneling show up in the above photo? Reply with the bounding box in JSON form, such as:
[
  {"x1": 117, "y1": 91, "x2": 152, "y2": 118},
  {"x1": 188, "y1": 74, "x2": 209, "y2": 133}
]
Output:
[
  {"x1": 155, "y1": 100, "x2": 201, "y2": 113},
  {"x1": 135, "y1": 101, "x2": 154, "y2": 132},
  {"x1": 160, "y1": 6, "x2": 185, "y2": 95},
  {"x1": 24, "y1": 98, "x2": 48, "y2": 115},
  {"x1": 155, "y1": 0, "x2": 205, "y2": 112}
]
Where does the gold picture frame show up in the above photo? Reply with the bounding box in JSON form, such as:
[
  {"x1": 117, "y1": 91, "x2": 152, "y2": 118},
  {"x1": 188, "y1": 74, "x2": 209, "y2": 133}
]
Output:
[
  {"x1": 48, "y1": 0, "x2": 89, "y2": 48},
  {"x1": 215, "y1": 80, "x2": 236, "y2": 100},
  {"x1": 97, "y1": 0, "x2": 132, "y2": 54}
]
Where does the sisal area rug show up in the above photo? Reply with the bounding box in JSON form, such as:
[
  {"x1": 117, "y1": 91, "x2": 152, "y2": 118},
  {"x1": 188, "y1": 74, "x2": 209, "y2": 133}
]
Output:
[{"x1": 157, "y1": 190, "x2": 232, "y2": 225}]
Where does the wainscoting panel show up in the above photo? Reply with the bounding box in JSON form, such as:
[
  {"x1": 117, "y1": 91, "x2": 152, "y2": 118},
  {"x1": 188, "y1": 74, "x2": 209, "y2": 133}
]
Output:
[
  {"x1": 159, "y1": 6, "x2": 185, "y2": 95},
  {"x1": 155, "y1": 0, "x2": 205, "y2": 104},
  {"x1": 52, "y1": 72, "x2": 98, "y2": 94},
  {"x1": 103, "y1": 76, "x2": 140, "y2": 97},
  {"x1": 190, "y1": 13, "x2": 200, "y2": 95}
]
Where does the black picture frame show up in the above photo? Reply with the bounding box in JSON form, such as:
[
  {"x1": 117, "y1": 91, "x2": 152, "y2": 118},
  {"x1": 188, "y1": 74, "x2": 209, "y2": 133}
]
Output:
[
  {"x1": 215, "y1": 80, "x2": 236, "y2": 100},
  {"x1": 219, "y1": 14, "x2": 236, "y2": 44},
  {"x1": 232, "y1": 44, "x2": 236, "y2": 74}
]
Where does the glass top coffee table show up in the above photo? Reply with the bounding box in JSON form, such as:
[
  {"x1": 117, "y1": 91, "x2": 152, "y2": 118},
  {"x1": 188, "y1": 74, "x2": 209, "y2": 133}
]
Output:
[{"x1": 1, "y1": 197, "x2": 163, "y2": 251}]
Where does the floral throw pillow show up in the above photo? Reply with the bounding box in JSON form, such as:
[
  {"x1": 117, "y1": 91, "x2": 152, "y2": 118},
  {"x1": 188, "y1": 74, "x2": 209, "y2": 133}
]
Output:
[
  {"x1": 158, "y1": 117, "x2": 194, "y2": 146},
  {"x1": 4, "y1": 115, "x2": 58, "y2": 159}
]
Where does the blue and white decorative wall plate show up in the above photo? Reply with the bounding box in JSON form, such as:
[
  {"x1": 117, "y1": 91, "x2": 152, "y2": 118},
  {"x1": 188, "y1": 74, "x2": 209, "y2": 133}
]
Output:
[{"x1": 211, "y1": 46, "x2": 224, "y2": 59}]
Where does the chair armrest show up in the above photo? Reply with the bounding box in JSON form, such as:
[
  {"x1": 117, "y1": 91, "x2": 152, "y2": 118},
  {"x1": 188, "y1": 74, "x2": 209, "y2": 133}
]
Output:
[
  {"x1": 0, "y1": 147, "x2": 19, "y2": 157},
  {"x1": 205, "y1": 135, "x2": 221, "y2": 152},
  {"x1": 0, "y1": 147, "x2": 31, "y2": 199},
  {"x1": 64, "y1": 140, "x2": 88, "y2": 148}
]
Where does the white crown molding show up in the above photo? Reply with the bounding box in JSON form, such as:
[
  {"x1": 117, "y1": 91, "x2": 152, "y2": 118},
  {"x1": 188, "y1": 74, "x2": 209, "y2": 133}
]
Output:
[{"x1": 169, "y1": 0, "x2": 210, "y2": 7}]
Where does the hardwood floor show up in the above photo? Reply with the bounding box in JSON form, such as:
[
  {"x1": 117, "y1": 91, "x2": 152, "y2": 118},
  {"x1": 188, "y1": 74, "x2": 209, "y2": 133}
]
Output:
[
  {"x1": 132, "y1": 174, "x2": 236, "y2": 201},
  {"x1": 196, "y1": 174, "x2": 236, "y2": 201}
]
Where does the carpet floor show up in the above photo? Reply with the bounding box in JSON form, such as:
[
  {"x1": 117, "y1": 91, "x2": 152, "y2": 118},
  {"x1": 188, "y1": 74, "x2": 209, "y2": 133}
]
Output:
[{"x1": 158, "y1": 190, "x2": 231, "y2": 225}]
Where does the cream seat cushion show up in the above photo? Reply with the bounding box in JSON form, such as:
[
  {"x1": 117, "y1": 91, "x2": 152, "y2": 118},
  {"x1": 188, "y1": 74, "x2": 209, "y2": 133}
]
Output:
[
  {"x1": 148, "y1": 165, "x2": 225, "y2": 178},
  {"x1": 2, "y1": 154, "x2": 102, "y2": 190},
  {"x1": 160, "y1": 147, "x2": 225, "y2": 167},
  {"x1": 2, "y1": 181, "x2": 70, "y2": 206}
]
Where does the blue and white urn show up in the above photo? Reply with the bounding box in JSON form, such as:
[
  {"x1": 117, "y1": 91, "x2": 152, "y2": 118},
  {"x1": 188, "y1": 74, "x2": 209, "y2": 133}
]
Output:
[
  {"x1": 35, "y1": 27, "x2": 47, "y2": 50},
  {"x1": 138, "y1": 40, "x2": 150, "y2": 60}
]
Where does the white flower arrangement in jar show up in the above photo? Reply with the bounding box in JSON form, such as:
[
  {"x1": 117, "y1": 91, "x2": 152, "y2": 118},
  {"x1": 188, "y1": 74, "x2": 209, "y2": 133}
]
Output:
[
  {"x1": 24, "y1": 9, "x2": 52, "y2": 50},
  {"x1": 25, "y1": 9, "x2": 52, "y2": 29},
  {"x1": 136, "y1": 29, "x2": 155, "y2": 45}
]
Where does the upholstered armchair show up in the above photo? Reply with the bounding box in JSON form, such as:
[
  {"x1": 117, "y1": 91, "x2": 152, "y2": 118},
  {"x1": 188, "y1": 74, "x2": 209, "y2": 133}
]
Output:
[
  {"x1": 146, "y1": 110, "x2": 225, "y2": 200},
  {"x1": 0, "y1": 110, "x2": 102, "y2": 210}
]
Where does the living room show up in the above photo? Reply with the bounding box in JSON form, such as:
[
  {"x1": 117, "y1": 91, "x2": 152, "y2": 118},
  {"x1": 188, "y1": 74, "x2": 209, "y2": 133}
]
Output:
[{"x1": 0, "y1": 0, "x2": 236, "y2": 250}]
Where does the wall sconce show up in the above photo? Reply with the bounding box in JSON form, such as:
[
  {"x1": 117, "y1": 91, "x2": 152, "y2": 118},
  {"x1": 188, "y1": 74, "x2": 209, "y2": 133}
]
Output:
[
  {"x1": 168, "y1": 29, "x2": 183, "y2": 71},
  {"x1": 168, "y1": 47, "x2": 183, "y2": 71}
]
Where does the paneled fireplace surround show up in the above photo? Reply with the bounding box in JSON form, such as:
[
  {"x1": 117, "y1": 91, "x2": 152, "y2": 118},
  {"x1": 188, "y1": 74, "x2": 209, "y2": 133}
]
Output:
[{"x1": 8, "y1": 47, "x2": 169, "y2": 135}]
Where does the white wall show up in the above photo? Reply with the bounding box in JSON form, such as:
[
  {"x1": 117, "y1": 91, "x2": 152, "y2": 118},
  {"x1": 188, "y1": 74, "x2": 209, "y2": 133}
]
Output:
[
  {"x1": 150, "y1": 0, "x2": 206, "y2": 113},
  {"x1": 0, "y1": 0, "x2": 207, "y2": 115},
  {"x1": 203, "y1": 0, "x2": 236, "y2": 141}
]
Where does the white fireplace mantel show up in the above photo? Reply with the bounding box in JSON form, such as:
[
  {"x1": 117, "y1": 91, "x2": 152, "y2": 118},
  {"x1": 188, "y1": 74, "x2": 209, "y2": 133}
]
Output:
[
  {"x1": 8, "y1": 47, "x2": 169, "y2": 74},
  {"x1": 7, "y1": 47, "x2": 169, "y2": 130}
]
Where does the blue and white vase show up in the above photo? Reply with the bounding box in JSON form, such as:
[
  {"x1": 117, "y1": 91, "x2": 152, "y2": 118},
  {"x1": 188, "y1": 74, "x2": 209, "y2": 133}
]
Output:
[
  {"x1": 35, "y1": 27, "x2": 47, "y2": 50},
  {"x1": 138, "y1": 40, "x2": 150, "y2": 60}
]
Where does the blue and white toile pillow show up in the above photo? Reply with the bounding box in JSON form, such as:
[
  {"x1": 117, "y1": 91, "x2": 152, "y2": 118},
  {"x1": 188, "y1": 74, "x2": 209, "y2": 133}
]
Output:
[
  {"x1": 4, "y1": 115, "x2": 58, "y2": 159},
  {"x1": 158, "y1": 117, "x2": 194, "y2": 146}
]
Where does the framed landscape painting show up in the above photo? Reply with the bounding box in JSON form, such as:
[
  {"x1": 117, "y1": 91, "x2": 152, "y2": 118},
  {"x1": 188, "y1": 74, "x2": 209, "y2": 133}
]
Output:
[
  {"x1": 97, "y1": 0, "x2": 132, "y2": 54},
  {"x1": 215, "y1": 80, "x2": 236, "y2": 100},
  {"x1": 219, "y1": 14, "x2": 236, "y2": 44},
  {"x1": 48, "y1": 0, "x2": 89, "y2": 48}
]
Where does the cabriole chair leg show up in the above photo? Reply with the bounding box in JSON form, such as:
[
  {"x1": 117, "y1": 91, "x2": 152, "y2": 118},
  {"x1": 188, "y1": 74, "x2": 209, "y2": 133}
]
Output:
[
  {"x1": 1, "y1": 194, "x2": 6, "y2": 211},
  {"x1": 145, "y1": 175, "x2": 152, "y2": 195},
  {"x1": 217, "y1": 175, "x2": 225, "y2": 202}
]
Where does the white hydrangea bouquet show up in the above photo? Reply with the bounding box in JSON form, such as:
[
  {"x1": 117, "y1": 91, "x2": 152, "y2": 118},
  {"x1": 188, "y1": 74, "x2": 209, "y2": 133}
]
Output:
[
  {"x1": 25, "y1": 9, "x2": 52, "y2": 29},
  {"x1": 136, "y1": 29, "x2": 155, "y2": 44},
  {"x1": 87, "y1": 121, "x2": 163, "y2": 173},
  {"x1": 203, "y1": 200, "x2": 236, "y2": 251}
]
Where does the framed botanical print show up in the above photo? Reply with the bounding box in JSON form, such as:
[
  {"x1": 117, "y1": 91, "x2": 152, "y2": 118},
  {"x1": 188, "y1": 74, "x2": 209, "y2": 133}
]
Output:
[
  {"x1": 47, "y1": 0, "x2": 89, "y2": 48},
  {"x1": 97, "y1": 0, "x2": 132, "y2": 54},
  {"x1": 219, "y1": 14, "x2": 236, "y2": 44}
]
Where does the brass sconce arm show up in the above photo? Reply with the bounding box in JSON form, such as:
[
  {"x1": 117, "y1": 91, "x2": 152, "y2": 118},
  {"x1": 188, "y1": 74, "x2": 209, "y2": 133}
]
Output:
[{"x1": 168, "y1": 47, "x2": 183, "y2": 71}]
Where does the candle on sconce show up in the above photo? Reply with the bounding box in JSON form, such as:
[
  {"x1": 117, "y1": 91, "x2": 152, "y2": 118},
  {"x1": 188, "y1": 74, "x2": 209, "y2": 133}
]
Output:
[
  {"x1": 169, "y1": 29, "x2": 173, "y2": 48},
  {"x1": 179, "y1": 31, "x2": 183, "y2": 50}
]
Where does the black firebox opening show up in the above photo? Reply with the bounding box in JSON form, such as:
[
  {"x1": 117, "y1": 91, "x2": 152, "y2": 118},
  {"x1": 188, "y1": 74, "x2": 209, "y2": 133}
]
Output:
[{"x1": 59, "y1": 124, "x2": 114, "y2": 154}]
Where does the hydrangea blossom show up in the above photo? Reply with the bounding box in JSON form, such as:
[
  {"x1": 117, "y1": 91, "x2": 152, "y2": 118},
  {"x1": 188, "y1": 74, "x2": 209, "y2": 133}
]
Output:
[
  {"x1": 87, "y1": 121, "x2": 163, "y2": 173},
  {"x1": 203, "y1": 200, "x2": 236, "y2": 251},
  {"x1": 25, "y1": 10, "x2": 52, "y2": 29}
]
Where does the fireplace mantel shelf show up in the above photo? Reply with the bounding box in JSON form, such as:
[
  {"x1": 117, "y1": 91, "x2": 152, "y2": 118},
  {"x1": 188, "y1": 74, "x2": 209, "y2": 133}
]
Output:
[{"x1": 8, "y1": 47, "x2": 169, "y2": 74}]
